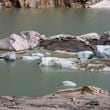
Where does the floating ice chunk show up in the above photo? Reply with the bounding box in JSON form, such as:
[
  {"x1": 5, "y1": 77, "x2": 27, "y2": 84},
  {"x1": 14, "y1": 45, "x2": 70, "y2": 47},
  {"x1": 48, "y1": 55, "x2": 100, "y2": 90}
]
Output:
[{"x1": 62, "y1": 81, "x2": 77, "y2": 87}]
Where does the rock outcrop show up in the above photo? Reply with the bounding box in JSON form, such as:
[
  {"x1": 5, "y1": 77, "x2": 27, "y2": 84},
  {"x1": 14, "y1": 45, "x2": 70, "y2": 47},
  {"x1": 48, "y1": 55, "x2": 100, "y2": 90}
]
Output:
[
  {"x1": 0, "y1": 86, "x2": 109, "y2": 110},
  {"x1": 40, "y1": 33, "x2": 100, "y2": 52},
  {"x1": 2, "y1": 0, "x2": 100, "y2": 8},
  {"x1": 0, "y1": 30, "x2": 46, "y2": 51}
]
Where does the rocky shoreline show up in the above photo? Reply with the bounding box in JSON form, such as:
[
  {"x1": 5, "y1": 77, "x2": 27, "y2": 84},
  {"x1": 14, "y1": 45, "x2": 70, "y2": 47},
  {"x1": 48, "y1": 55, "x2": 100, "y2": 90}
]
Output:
[{"x1": 0, "y1": 86, "x2": 109, "y2": 110}]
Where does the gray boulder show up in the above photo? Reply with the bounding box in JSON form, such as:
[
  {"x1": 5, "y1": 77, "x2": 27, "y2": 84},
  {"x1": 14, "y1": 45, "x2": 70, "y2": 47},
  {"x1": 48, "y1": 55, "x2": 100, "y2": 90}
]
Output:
[{"x1": 0, "y1": 31, "x2": 46, "y2": 51}]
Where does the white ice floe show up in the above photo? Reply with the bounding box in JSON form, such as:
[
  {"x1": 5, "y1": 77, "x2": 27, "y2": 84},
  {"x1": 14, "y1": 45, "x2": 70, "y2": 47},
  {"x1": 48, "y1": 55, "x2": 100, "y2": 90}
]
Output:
[
  {"x1": 103, "y1": 67, "x2": 110, "y2": 71},
  {"x1": 40, "y1": 57, "x2": 59, "y2": 67},
  {"x1": 62, "y1": 81, "x2": 77, "y2": 87},
  {"x1": 96, "y1": 45, "x2": 110, "y2": 58},
  {"x1": 31, "y1": 52, "x2": 44, "y2": 57},
  {"x1": 22, "y1": 55, "x2": 41, "y2": 61},
  {"x1": 22, "y1": 52, "x2": 45, "y2": 61},
  {"x1": 77, "y1": 51, "x2": 94, "y2": 60},
  {"x1": 4, "y1": 52, "x2": 16, "y2": 61},
  {"x1": 39, "y1": 57, "x2": 79, "y2": 69}
]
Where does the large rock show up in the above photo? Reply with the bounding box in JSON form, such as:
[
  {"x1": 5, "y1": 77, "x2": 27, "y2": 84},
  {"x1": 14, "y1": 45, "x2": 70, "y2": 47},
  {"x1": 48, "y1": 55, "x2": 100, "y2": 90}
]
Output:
[
  {"x1": 20, "y1": 30, "x2": 46, "y2": 49},
  {"x1": 10, "y1": 34, "x2": 30, "y2": 51},
  {"x1": 40, "y1": 33, "x2": 100, "y2": 52},
  {"x1": 0, "y1": 31, "x2": 46, "y2": 51}
]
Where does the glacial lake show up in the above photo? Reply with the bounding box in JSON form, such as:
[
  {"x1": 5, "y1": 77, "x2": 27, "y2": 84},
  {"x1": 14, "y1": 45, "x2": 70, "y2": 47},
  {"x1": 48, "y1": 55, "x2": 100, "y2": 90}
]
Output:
[{"x1": 0, "y1": 8, "x2": 110, "y2": 96}]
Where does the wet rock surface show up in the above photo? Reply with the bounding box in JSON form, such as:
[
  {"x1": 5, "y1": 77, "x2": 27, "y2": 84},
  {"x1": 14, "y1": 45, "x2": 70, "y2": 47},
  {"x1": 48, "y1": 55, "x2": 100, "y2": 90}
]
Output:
[{"x1": 0, "y1": 86, "x2": 109, "y2": 110}]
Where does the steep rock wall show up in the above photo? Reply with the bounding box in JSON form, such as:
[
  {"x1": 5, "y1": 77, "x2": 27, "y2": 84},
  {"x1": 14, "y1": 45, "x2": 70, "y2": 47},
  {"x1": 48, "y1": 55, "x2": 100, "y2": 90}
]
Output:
[{"x1": 2, "y1": 0, "x2": 99, "y2": 8}]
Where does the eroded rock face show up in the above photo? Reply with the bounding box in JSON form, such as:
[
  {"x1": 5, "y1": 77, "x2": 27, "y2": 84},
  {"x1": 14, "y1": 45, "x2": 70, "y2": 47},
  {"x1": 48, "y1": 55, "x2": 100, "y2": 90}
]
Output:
[{"x1": 2, "y1": 0, "x2": 91, "y2": 8}]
